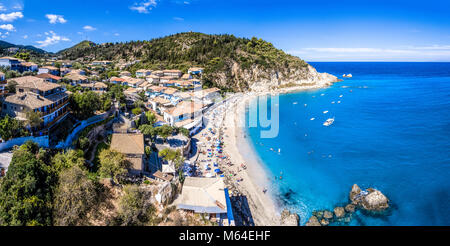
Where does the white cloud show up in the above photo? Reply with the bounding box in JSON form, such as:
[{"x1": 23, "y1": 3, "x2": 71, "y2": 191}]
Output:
[
  {"x1": 130, "y1": 0, "x2": 158, "y2": 14},
  {"x1": 23, "y1": 34, "x2": 28, "y2": 39},
  {"x1": 173, "y1": 17, "x2": 184, "y2": 21},
  {"x1": 0, "y1": 4, "x2": 6, "y2": 12},
  {"x1": 83, "y1": 25, "x2": 96, "y2": 31},
  {"x1": 46, "y1": 14, "x2": 67, "y2": 24},
  {"x1": 12, "y1": 4, "x2": 23, "y2": 11},
  {"x1": 0, "y1": 24, "x2": 15, "y2": 31},
  {"x1": 36, "y1": 31, "x2": 70, "y2": 48},
  {"x1": 0, "y1": 12, "x2": 23, "y2": 22},
  {"x1": 114, "y1": 33, "x2": 120, "y2": 36}
]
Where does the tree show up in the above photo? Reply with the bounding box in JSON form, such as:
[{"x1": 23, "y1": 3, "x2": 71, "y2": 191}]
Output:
[
  {"x1": 6, "y1": 80, "x2": 17, "y2": 93},
  {"x1": 0, "y1": 141, "x2": 57, "y2": 226},
  {"x1": 0, "y1": 115, "x2": 29, "y2": 141},
  {"x1": 25, "y1": 110, "x2": 43, "y2": 129},
  {"x1": 132, "y1": 107, "x2": 142, "y2": 116},
  {"x1": 14, "y1": 52, "x2": 30, "y2": 62},
  {"x1": 69, "y1": 91, "x2": 102, "y2": 120},
  {"x1": 52, "y1": 149, "x2": 86, "y2": 173},
  {"x1": 53, "y1": 165, "x2": 97, "y2": 226},
  {"x1": 156, "y1": 125, "x2": 174, "y2": 143},
  {"x1": 139, "y1": 124, "x2": 156, "y2": 140},
  {"x1": 158, "y1": 148, "x2": 184, "y2": 170},
  {"x1": 112, "y1": 185, "x2": 156, "y2": 226},
  {"x1": 98, "y1": 149, "x2": 129, "y2": 182},
  {"x1": 145, "y1": 111, "x2": 157, "y2": 125}
]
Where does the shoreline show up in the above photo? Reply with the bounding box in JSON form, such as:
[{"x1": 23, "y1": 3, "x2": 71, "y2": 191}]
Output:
[{"x1": 220, "y1": 79, "x2": 339, "y2": 225}]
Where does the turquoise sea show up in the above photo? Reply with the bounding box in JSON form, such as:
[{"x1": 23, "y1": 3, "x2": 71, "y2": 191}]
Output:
[{"x1": 245, "y1": 62, "x2": 450, "y2": 226}]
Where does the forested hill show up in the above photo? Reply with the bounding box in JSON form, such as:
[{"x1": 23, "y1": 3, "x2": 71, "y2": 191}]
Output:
[{"x1": 58, "y1": 32, "x2": 336, "y2": 91}]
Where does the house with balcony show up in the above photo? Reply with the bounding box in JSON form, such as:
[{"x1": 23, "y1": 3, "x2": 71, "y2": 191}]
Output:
[
  {"x1": 2, "y1": 76, "x2": 69, "y2": 133},
  {"x1": 21, "y1": 62, "x2": 38, "y2": 72},
  {"x1": 0, "y1": 57, "x2": 22, "y2": 71},
  {"x1": 163, "y1": 100, "x2": 204, "y2": 133}
]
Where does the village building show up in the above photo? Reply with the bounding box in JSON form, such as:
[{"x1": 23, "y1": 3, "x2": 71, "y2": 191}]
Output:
[
  {"x1": 36, "y1": 73, "x2": 62, "y2": 83},
  {"x1": 38, "y1": 66, "x2": 60, "y2": 76},
  {"x1": 59, "y1": 67, "x2": 72, "y2": 76},
  {"x1": 21, "y1": 62, "x2": 38, "y2": 72},
  {"x1": 125, "y1": 77, "x2": 145, "y2": 88},
  {"x1": 119, "y1": 71, "x2": 132, "y2": 77},
  {"x1": 0, "y1": 72, "x2": 7, "y2": 98},
  {"x1": 110, "y1": 76, "x2": 126, "y2": 85},
  {"x1": 2, "y1": 76, "x2": 69, "y2": 133},
  {"x1": 193, "y1": 87, "x2": 221, "y2": 103},
  {"x1": 152, "y1": 70, "x2": 164, "y2": 77},
  {"x1": 64, "y1": 73, "x2": 89, "y2": 85},
  {"x1": 163, "y1": 69, "x2": 182, "y2": 78},
  {"x1": 0, "y1": 57, "x2": 22, "y2": 71},
  {"x1": 146, "y1": 75, "x2": 161, "y2": 84},
  {"x1": 152, "y1": 170, "x2": 174, "y2": 182},
  {"x1": 188, "y1": 67, "x2": 204, "y2": 75},
  {"x1": 176, "y1": 177, "x2": 228, "y2": 216},
  {"x1": 79, "y1": 82, "x2": 108, "y2": 93},
  {"x1": 181, "y1": 73, "x2": 192, "y2": 80},
  {"x1": 136, "y1": 69, "x2": 152, "y2": 78},
  {"x1": 69, "y1": 69, "x2": 86, "y2": 76},
  {"x1": 110, "y1": 133, "x2": 146, "y2": 176},
  {"x1": 163, "y1": 100, "x2": 204, "y2": 133},
  {"x1": 91, "y1": 60, "x2": 112, "y2": 66}
]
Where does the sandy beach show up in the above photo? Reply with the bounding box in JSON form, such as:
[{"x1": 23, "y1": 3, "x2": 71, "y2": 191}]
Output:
[{"x1": 189, "y1": 79, "x2": 338, "y2": 226}]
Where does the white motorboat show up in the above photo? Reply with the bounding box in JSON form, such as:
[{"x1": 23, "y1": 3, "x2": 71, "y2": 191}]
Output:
[
  {"x1": 323, "y1": 118, "x2": 335, "y2": 127},
  {"x1": 323, "y1": 110, "x2": 329, "y2": 114}
]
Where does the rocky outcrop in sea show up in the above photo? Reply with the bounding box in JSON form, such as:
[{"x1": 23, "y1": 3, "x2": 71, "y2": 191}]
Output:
[{"x1": 305, "y1": 184, "x2": 389, "y2": 226}]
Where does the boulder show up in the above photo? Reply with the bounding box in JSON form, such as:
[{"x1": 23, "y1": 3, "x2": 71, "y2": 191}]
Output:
[
  {"x1": 362, "y1": 190, "x2": 389, "y2": 211},
  {"x1": 320, "y1": 219, "x2": 329, "y2": 226},
  {"x1": 334, "y1": 207, "x2": 345, "y2": 218},
  {"x1": 345, "y1": 204, "x2": 356, "y2": 213},
  {"x1": 323, "y1": 210, "x2": 333, "y2": 220},
  {"x1": 305, "y1": 216, "x2": 321, "y2": 226},
  {"x1": 349, "y1": 184, "x2": 362, "y2": 202},
  {"x1": 281, "y1": 209, "x2": 299, "y2": 226}
]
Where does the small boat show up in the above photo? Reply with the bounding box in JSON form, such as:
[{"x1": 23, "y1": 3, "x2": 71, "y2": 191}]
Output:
[
  {"x1": 293, "y1": 102, "x2": 298, "y2": 105},
  {"x1": 338, "y1": 101, "x2": 341, "y2": 104},
  {"x1": 310, "y1": 117, "x2": 315, "y2": 121},
  {"x1": 339, "y1": 95, "x2": 343, "y2": 98},
  {"x1": 304, "y1": 104, "x2": 308, "y2": 107},
  {"x1": 321, "y1": 93, "x2": 325, "y2": 96},
  {"x1": 323, "y1": 118, "x2": 335, "y2": 127},
  {"x1": 343, "y1": 74, "x2": 353, "y2": 78},
  {"x1": 323, "y1": 110, "x2": 329, "y2": 114},
  {"x1": 332, "y1": 101, "x2": 335, "y2": 104}
]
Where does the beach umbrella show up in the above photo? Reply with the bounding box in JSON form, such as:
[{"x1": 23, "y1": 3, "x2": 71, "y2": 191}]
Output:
[{"x1": 214, "y1": 169, "x2": 221, "y2": 173}]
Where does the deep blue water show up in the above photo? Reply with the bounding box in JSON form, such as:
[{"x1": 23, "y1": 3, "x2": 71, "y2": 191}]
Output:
[{"x1": 246, "y1": 62, "x2": 450, "y2": 226}]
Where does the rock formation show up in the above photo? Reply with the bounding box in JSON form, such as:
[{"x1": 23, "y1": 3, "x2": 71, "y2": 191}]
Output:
[
  {"x1": 305, "y1": 216, "x2": 321, "y2": 226},
  {"x1": 334, "y1": 207, "x2": 346, "y2": 218},
  {"x1": 349, "y1": 184, "x2": 389, "y2": 212},
  {"x1": 281, "y1": 209, "x2": 300, "y2": 226}
]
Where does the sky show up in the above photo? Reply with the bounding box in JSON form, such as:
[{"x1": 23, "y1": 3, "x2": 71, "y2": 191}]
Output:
[{"x1": 1, "y1": 0, "x2": 450, "y2": 61}]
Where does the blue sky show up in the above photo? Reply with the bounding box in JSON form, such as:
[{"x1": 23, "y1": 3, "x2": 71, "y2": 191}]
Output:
[{"x1": 1, "y1": 0, "x2": 450, "y2": 61}]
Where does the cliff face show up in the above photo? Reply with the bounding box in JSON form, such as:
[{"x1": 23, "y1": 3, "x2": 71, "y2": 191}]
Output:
[
  {"x1": 58, "y1": 32, "x2": 338, "y2": 92},
  {"x1": 209, "y1": 62, "x2": 338, "y2": 92}
]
